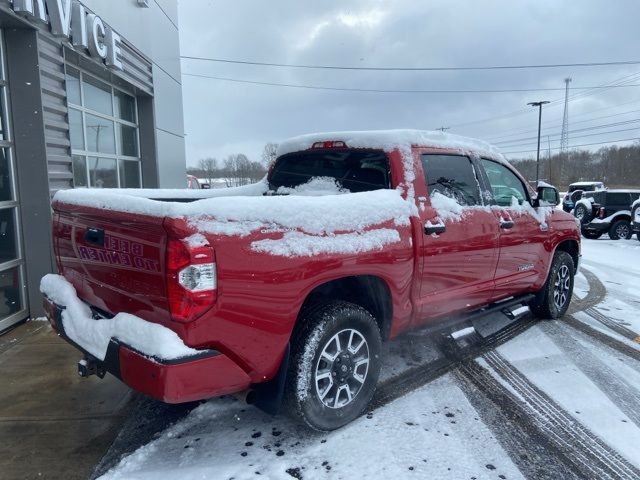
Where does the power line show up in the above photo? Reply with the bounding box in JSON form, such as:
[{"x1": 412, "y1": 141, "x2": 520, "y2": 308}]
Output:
[
  {"x1": 494, "y1": 118, "x2": 640, "y2": 146},
  {"x1": 183, "y1": 72, "x2": 640, "y2": 95},
  {"x1": 181, "y1": 56, "x2": 640, "y2": 72},
  {"x1": 503, "y1": 137, "x2": 639, "y2": 155},
  {"x1": 498, "y1": 124, "x2": 640, "y2": 149}
]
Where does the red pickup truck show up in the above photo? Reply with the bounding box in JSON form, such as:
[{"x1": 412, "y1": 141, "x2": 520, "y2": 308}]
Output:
[{"x1": 42, "y1": 130, "x2": 580, "y2": 431}]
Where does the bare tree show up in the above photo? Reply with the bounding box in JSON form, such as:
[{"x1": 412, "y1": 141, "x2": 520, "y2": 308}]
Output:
[
  {"x1": 262, "y1": 142, "x2": 278, "y2": 167},
  {"x1": 198, "y1": 157, "x2": 218, "y2": 185}
]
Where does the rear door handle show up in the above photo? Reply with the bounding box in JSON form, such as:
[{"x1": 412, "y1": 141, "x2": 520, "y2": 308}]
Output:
[
  {"x1": 425, "y1": 222, "x2": 446, "y2": 235},
  {"x1": 500, "y1": 219, "x2": 514, "y2": 229}
]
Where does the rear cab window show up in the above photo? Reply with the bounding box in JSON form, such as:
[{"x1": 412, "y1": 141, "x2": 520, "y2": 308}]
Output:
[
  {"x1": 268, "y1": 150, "x2": 391, "y2": 193},
  {"x1": 420, "y1": 154, "x2": 481, "y2": 206}
]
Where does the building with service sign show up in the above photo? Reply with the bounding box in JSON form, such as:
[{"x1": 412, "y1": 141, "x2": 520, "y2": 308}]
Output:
[{"x1": 0, "y1": 0, "x2": 186, "y2": 331}]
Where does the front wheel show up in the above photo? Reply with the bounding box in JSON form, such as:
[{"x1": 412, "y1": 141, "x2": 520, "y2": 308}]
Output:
[
  {"x1": 609, "y1": 219, "x2": 632, "y2": 240},
  {"x1": 285, "y1": 301, "x2": 382, "y2": 431},
  {"x1": 530, "y1": 251, "x2": 575, "y2": 319}
]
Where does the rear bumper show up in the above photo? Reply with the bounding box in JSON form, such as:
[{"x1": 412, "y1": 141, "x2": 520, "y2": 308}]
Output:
[{"x1": 43, "y1": 297, "x2": 251, "y2": 403}]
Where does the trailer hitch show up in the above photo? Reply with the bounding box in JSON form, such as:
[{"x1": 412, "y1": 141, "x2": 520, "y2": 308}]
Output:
[{"x1": 78, "y1": 356, "x2": 106, "y2": 379}]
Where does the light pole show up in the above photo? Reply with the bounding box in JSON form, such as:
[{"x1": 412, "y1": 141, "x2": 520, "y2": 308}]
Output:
[{"x1": 527, "y1": 100, "x2": 550, "y2": 185}]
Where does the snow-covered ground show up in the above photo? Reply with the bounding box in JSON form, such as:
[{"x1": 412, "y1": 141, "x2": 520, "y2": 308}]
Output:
[{"x1": 99, "y1": 238, "x2": 640, "y2": 480}]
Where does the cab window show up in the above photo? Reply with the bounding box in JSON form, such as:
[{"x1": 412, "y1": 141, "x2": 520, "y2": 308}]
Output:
[
  {"x1": 421, "y1": 154, "x2": 481, "y2": 206},
  {"x1": 481, "y1": 159, "x2": 527, "y2": 207}
]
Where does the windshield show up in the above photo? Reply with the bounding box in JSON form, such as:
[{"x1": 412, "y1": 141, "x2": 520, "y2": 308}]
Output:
[{"x1": 268, "y1": 149, "x2": 391, "y2": 193}]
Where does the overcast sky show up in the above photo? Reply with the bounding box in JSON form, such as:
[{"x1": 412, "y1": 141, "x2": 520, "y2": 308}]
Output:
[{"x1": 178, "y1": 0, "x2": 640, "y2": 166}]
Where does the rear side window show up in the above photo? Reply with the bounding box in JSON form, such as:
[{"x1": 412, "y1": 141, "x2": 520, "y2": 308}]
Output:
[
  {"x1": 421, "y1": 154, "x2": 481, "y2": 206},
  {"x1": 607, "y1": 193, "x2": 631, "y2": 205},
  {"x1": 269, "y1": 150, "x2": 390, "y2": 193},
  {"x1": 481, "y1": 159, "x2": 527, "y2": 207}
]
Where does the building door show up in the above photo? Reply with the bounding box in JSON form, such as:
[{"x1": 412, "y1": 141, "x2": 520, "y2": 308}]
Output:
[{"x1": 0, "y1": 30, "x2": 27, "y2": 331}]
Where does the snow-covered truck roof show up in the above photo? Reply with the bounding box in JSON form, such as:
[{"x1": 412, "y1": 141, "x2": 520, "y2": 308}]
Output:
[{"x1": 277, "y1": 129, "x2": 506, "y2": 162}]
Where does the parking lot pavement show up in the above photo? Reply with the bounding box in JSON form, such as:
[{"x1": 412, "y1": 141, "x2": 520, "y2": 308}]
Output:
[{"x1": 0, "y1": 321, "x2": 133, "y2": 480}]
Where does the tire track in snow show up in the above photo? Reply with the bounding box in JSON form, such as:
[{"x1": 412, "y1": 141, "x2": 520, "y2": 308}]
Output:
[
  {"x1": 372, "y1": 317, "x2": 536, "y2": 409},
  {"x1": 540, "y1": 320, "x2": 640, "y2": 427},
  {"x1": 567, "y1": 267, "x2": 606, "y2": 315},
  {"x1": 563, "y1": 315, "x2": 640, "y2": 362},
  {"x1": 455, "y1": 364, "x2": 582, "y2": 480},
  {"x1": 481, "y1": 351, "x2": 640, "y2": 480},
  {"x1": 585, "y1": 307, "x2": 640, "y2": 343}
]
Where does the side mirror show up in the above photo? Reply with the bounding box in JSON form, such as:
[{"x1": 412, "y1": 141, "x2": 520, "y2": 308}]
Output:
[
  {"x1": 201, "y1": 183, "x2": 211, "y2": 189},
  {"x1": 535, "y1": 184, "x2": 560, "y2": 207}
]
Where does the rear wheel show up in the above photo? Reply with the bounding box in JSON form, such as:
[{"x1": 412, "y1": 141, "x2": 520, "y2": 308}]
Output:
[
  {"x1": 609, "y1": 219, "x2": 632, "y2": 240},
  {"x1": 285, "y1": 301, "x2": 382, "y2": 431},
  {"x1": 530, "y1": 251, "x2": 574, "y2": 319},
  {"x1": 574, "y1": 204, "x2": 591, "y2": 224}
]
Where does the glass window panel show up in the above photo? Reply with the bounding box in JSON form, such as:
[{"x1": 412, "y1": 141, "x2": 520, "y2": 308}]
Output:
[
  {"x1": 118, "y1": 124, "x2": 138, "y2": 157},
  {"x1": 0, "y1": 207, "x2": 17, "y2": 263},
  {"x1": 73, "y1": 155, "x2": 88, "y2": 187},
  {"x1": 85, "y1": 114, "x2": 115, "y2": 154},
  {"x1": 481, "y1": 159, "x2": 527, "y2": 207},
  {"x1": 68, "y1": 108, "x2": 84, "y2": 150},
  {"x1": 0, "y1": 266, "x2": 22, "y2": 317},
  {"x1": 421, "y1": 154, "x2": 481, "y2": 206},
  {"x1": 115, "y1": 90, "x2": 136, "y2": 122},
  {"x1": 119, "y1": 160, "x2": 141, "y2": 188},
  {"x1": 0, "y1": 148, "x2": 12, "y2": 202},
  {"x1": 88, "y1": 157, "x2": 117, "y2": 188},
  {"x1": 65, "y1": 66, "x2": 81, "y2": 106},
  {"x1": 82, "y1": 74, "x2": 113, "y2": 115}
]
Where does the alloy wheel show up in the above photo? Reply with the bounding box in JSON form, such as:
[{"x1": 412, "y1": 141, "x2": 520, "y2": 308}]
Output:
[
  {"x1": 314, "y1": 329, "x2": 370, "y2": 409},
  {"x1": 553, "y1": 264, "x2": 571, "y2": 310}
]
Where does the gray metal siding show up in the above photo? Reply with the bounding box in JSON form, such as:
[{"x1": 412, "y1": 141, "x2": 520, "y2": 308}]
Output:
[
  {"x1": 34, "y1": 29, "x2": 153, "y2": 194},
  {"x1": 37, "y1": 32, "x2": 72, "y2": 194}
]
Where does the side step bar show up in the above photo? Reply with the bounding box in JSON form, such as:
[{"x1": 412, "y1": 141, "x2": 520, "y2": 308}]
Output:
[{"x1": 444, "y1": 295, "x2": 534, "y2": 352}]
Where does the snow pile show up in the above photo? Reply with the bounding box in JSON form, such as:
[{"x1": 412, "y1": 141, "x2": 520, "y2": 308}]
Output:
[
  {"x1": 40, "y1": 274, "x2": 202, "y2": 361},
  {"x1": 275, "y1": 176, "x2": 349, "y2": 196},
  {"x1": 508, "y1": 196, "x2": 552, "y2": 227},
  {"x1": 277, "y1": 130, "x2": 504, "y2": 162},
  {"x1": 251, "y1": 229, "x2": 401, "y2": 257},
  {"x1": 430, "y1": 191, "x2": 466, "y2": 221},
  {"x1": 189, "y1": 188, "x2": 413, "y2": 239}
]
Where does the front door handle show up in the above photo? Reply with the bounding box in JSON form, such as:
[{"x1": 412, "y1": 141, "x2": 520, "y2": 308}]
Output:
[
  {"x1": 425, "y1": 222, "x2": 446, "y2": 235},
  {"x1": 500, "y1": 219, "x2": 514, "y2": 229}
]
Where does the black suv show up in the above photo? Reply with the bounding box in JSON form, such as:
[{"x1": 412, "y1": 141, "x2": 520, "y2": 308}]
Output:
[
  {"x1": 575, "y1": 189, "x2": 640, "y2": 239},
  {"x1": 562, "y1": 181, "x2": 605, "y2": 212}
]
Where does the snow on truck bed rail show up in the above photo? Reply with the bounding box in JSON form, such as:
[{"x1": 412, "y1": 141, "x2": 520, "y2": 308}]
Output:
[{"x1": 54, "y1": 181, "x2": 415, "y2": 257}]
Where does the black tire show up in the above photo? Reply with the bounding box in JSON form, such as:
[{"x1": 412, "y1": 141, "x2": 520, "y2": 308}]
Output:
[
  {"x1": 580, "y1": 228, "x2": 602, "y2": 240},
  {"x1": 609, "y1": 219, "x2": 632, "y2": 240},
  {"x1": 284, "y1": 301, "x2": 382, "y2": 431},
  {"x1": 574, "y1": 204, "x2": 591, "y2": 224},
  {"x1": 530, "y1": 251, "x2": 575, "y2": 319}
]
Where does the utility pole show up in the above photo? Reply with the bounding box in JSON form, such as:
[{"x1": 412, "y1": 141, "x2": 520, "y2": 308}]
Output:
[
  {"x1": 527, "y1": 101, "x2": 550, "y2": 185},
  {"x1": 559, "y1": 77, "x2": 572, "y2": 187}
]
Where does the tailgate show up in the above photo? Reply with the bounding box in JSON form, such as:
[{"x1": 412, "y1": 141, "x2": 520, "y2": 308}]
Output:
[{"x1": 53, "y1": 202, "x2": 171, "y2": 323}]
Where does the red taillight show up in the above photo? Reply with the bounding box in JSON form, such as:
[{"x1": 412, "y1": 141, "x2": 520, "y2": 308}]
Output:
[
  {"x1": 598, "y1": 207, "x2": 605, "y2": 219},
  {"x1": 311, "y1": 140, "x2": 347, "y2": 149},
  {"x1": 166, "y1": 239, "x2": 217, "y2": 323}
]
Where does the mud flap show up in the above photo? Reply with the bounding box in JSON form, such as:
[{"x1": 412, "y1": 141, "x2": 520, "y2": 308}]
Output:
[{"x1": 251, "y1": 343, "x2": 290, "y2": 416}]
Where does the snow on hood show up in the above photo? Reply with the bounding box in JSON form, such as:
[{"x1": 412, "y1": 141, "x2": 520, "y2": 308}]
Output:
[{"x1": 40, "y1": 274, "x2": 202, "y2": 361}]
